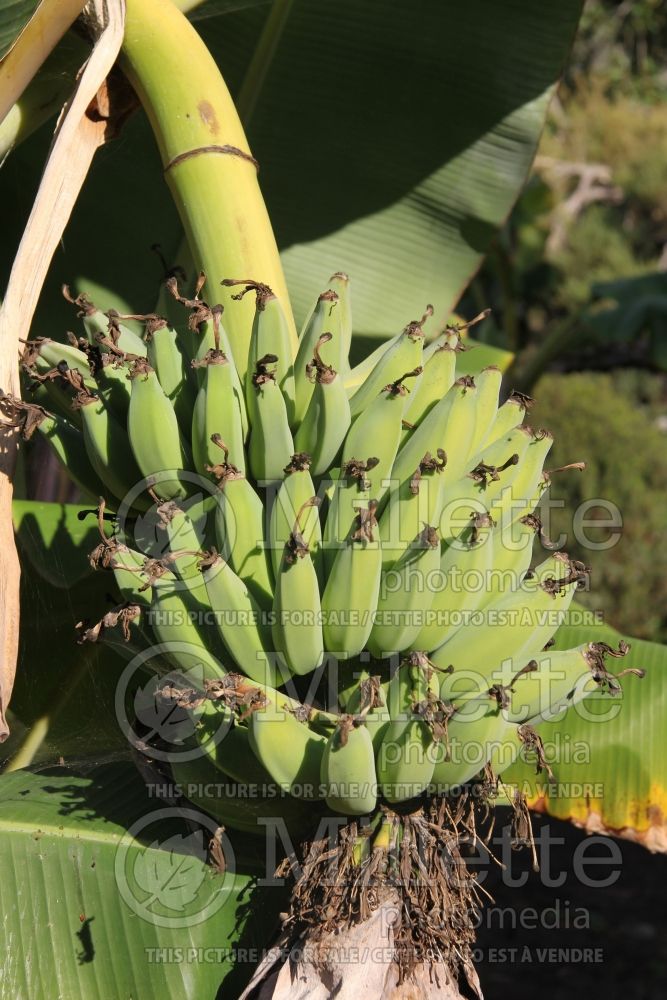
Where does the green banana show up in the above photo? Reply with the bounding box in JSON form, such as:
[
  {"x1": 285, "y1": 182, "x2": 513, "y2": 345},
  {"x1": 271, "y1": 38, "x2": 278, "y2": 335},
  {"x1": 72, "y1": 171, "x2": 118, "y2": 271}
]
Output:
[
  {"x1": 376, "y1": 657, "x2": 444, "y2": 803},
  {"x1": 469, "y1": 365, "x2": 503, "y2": 457},
  {"x1": 327, "y1": 272, "x2": 352, "y2": 368},
  {"x1": 408, "y1": 512, "x2": 495, "y2": 654},
  {"x1": 145, "y1": 313, "x2": 196, "y2": 433},
  {"x1": 401, "y1": 334, "x2": 458, "y2": 435},
  {"x1": 430, "y1": 691, "x2": 511, "y2": 792},
  {"x1": 272, "y1": 498, "x2": 324, "y2": 676},
  {"x1": 247, "y1": 694, "x2": 327, "y2": 799},
  {"x1": 170, "y1": 752, "x2": 318, "y2": 838},
  {"x1": 62, "y1": 285, "x2": 147, "y2": 357},
  {"x1": 391, "y1": 374, "x2": 480, "y2": 490},
  {"x1": 127, "y1": 357, "x2": 192, "y2": 501},
  {"x1": 267, "y1": 452, "x2": 322, "y2": 581},
  {"x1": 247, "y1": 353, "x2": 295, "y2": 484},
  {"x1": 294, "y1": 332, "x2": 351, "y2": 476},
  {"x1": 293, "y1": 288, "x2": 341, "y2": 424},
  {"x1": 202, "y1": 553, "x2": 282, "y2": 686},
  {"x1": 432, "y1": 552, "x2": 588, "y2": 698},
  {"x1": 221, "y1": 279, "x2": 295, "y2": 424},
  {"x1": 367, "y1": 524, "x2": 442, "y2": 657},
  {"x1": 209, "y1": 440, "x2": 273, "y2": 607},
  {"x1": 348, "y1": 310, "x2": 426, "y2": 420},
  {"x1": 0, "y1": 393, "x2": 107, "y2": 501},
  {"x1": 509, "y1": 640, "x2": 641, "y2": 724},
  {"x1": 320, "y1": 716, "x2": 377, "y2": 816},
  {"x1": 324, "y1": 368, "x2": 420, "y2": 552},
  {"x1": 377, "y1": 449, "x2": 447, "y2": 570},
  {"x1": 148, "y1": 573, "x2": 228, "y2": 680},
  {"x1": 321, "y1": 501, "x2": 382, "y2": 659},
  {"x1": 191, "y1": 347, "x2": 246, "y2": 476},
  {"x1": 75, "y1": 387, "x2": 148, "y2": 509},
  {"x1": 479, "y1": 389, "x2": 533, "y2": 449}
]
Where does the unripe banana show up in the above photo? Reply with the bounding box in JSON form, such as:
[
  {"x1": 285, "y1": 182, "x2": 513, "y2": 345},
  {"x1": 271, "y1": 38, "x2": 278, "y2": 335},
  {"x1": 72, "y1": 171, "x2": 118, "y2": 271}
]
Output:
[
  {"x1": 191, "y1": 350, "x2": 246, "y2": 476},
  {"x1": 432, "y1": 552, "x2": 587, "y2": 698},
  {"x1": 145, "y1": 314, "x2": 196, "y2": 433},
  {"x1": 480, "y1": 389, "x2": 533, "y2": 450},
  {"x1": 268, "y1": 452, "x2": 322, "y2": 581},
  {"x1": 272, "y1": 498, "x2": 324, "y2": 676},
  {"x1": 148, "y1": 573, "x2": 228, "y2": 680},
  {"x1": 202, "y1": 553, "x2": 282, "y2": 686},
  {"x1": 327, "y1": 272, "x2": 352, "y2": 368},
  {"x1": 92, "y1": 352, "x2": 132, "y2": 421},
  {"x1": 293, "y1": 288, "x2": 340, "y2": 424},
  {"x1": 221, "y1": 279, "x2": 295, "y2": 425},
  {"x1": 469, "y1": 365, "x2": 503, "y2": 456},
  {"x1": 170, "y1": 751, "x2": 317, "y2": 837},
  {"x1": 376, "y1": 656, "x2": 445, "y2": 804},
  {"x1": 62, "y1": 285, "x2": 146, "y2": 357},
  {"x1": 247, "y1": 353, "x2": 295, "y2": 484},
  {"x1": 325, "y1": 368, "x2": 420, "y2": 551},
  {"x1": 0, "y1": 393, "x2": 108, "y2": 501},
  {"x1": 368, "y1": 524, "x2": 441, "y2": 657},
  {"x1": 349, "y1": 310, "x2": 427, "y2": 420},
  {"x1": 209, "y1": 441, "x2": 273, "y2": 607},
  {"x1": 392, "y1": 374, "x2": 480, "y2": 490},
  {"x1": 408, "y1": 512, "x2": 495, "y2": 654},
  {"x1": 320, "y1": 716, "x2": 377, "y2": 816},
  {"x1": 377, "y1": 449, "x2": 447, "y2": 570},
  {"x1": 430, "y1": 691, "x2": 511, "y2": 792},
  {"x1": 401, "y1": 335, "x2": 458, "y2": 435},
  {"x1": 195, "y1": 699, "x2": 274, "y2": 785},
  {"x1": 75, "y1": 387, "x2": 147, "y2": 509},
  {"x1": 508, "y1": 640, "x2": 642, "y2": 725},
  {"x1": 294, "y1": 333, "x2": 351, "y2": 476},
  {"x1": 127, "y1": 358, "x2": 192, "y2": 501},
  {"x1": 321, "y1": 501, "x2": 382, "y2": 659},
  {"x1": 247, "y1": 695, "x2": 327, "y2": 799}
]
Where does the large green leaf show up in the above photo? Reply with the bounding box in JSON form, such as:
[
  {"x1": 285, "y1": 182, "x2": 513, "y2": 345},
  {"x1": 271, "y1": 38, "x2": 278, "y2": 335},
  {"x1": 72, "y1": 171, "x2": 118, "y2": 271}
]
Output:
[
  {"x1": 0, "y1": 761, "x2": 284, "y2": 998},
  {"x1": 4, "y1": 501, "x2": 129, "y2": 770},
  {"x1": 504, "y1": 614, "x2": 667, "y2": 852},
  {"x1": 1, "y1": 0, "x2": 582, "y2": 351}
]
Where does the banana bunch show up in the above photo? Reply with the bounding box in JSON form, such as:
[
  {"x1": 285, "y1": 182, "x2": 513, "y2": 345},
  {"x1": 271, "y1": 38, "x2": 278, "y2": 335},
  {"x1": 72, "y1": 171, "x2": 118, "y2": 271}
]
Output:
[{"x1": 3, "y1": 270, "x2": 644, "y2": 834}]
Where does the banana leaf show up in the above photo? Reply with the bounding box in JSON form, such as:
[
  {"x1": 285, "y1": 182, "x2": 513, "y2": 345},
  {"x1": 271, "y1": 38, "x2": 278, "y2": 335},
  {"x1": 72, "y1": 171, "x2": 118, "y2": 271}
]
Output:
[
  {"x1": 0, "y1": 760, "x2": 286, "y2": 998},
  {"x1": 1, "y1": 0, "x2": 582, "y2": 358},
  {"x1": 504, "y1": 614, "x2": 667, "y2": 853}
]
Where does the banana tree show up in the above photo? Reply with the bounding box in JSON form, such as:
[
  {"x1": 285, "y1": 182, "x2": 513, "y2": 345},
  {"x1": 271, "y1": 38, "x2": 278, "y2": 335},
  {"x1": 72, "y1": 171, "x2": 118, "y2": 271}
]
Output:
[{"x1": 1, "y1": 1, "x2": 664, "y2": 998}]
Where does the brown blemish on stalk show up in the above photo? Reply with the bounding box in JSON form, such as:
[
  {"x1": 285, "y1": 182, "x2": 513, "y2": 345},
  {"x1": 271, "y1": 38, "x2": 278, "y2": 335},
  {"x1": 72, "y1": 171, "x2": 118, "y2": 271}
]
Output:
[
  {"x1": 306, "y1": 333, "x2": 337, "y2": 385},
  {"x1": 205, "y1": 435, "x2": 244, "y2": 484},
  {"x1": 583, "y1": 640, "x2": 645, "y2": 694},
  {"x1": 197, "y1": 100, "x2": 220, "y2": 136},
  {"x1": 409, "y1": 449, "x2": 447, "y2": 495},
  {"x1": 284, "y1": 498, "x2": 321, "y2": 564},
  {"x1": 342, "y1": 456, "x2": 379, "y2": 490},
  {"x1": 164, "y1": 144, "x2": 259, "y2": 173},
  {"x1": 469, "y1": 510, "x2": 495, "y2": 545},
  {"x1": 382, "y1": 367, "x2": 422, "y2": 398},
  {"x1": 0, "y1": 392, "x2": 49, "y2": 440},
  {"x1": 284, "y1": 452, "x2": 312, "y2": 474},
  {"x1": 446, "y1": 307, "x2": 491, "y2": 337},
  {"x1": 351, "y1": 500, "x2": 379, "y2": 543},
  {"x1": 76, "y1": 602, "x2": 140, "y2": 644},
  {"x1": 221, "y1": 278, "x2": 274, "y2": 310},
  {"x1": 541, "y1": 555, "x2": 590, "y2": 597},
  {"x1": 468, "y1": 452, "x2": 519, "y2": 488},
  {"x1": 252, "y1": 353, "x2": 278, "y2": 388}
]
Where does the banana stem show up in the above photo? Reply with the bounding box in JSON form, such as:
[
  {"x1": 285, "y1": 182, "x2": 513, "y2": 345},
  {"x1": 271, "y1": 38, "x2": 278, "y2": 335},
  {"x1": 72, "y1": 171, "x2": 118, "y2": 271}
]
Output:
[{"x1": 120, "y1": 0, "x2": 296, "y2": 378}]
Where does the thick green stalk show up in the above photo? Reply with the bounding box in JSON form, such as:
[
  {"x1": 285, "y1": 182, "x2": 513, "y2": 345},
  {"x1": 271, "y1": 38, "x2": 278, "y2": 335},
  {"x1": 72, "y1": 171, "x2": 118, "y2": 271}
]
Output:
[{"x1": 121, "y1": 0, "x2": 296, "y2": 377}]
